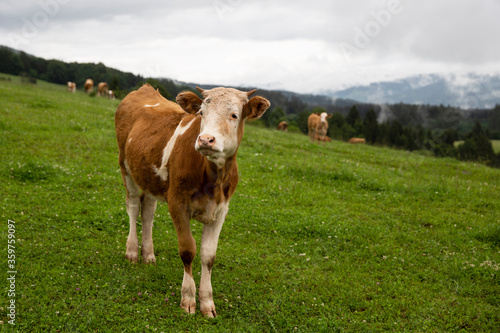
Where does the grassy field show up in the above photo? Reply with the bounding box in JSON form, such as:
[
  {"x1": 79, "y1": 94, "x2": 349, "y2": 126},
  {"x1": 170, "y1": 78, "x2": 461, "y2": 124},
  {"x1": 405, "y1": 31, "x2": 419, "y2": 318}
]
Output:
[{"x1": 1, "y1": 75, "x2": 499, "y2": 332}]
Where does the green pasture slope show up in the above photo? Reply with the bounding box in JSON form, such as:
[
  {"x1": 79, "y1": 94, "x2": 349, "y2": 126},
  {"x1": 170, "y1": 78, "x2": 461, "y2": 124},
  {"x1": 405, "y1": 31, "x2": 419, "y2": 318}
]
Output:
[{"x1": 1, "y1": 75, "x2": 499, "y2": 332}]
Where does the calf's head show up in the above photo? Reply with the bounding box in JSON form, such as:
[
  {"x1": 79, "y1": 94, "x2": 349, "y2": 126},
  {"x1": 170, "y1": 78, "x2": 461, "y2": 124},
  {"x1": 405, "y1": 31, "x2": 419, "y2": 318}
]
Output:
[
  {"x1": 320, "y1": 112, "x2": 328, "y2": 124},
  {"x1": 176, "y1": 87, "x2": 270, "y2": 167}
]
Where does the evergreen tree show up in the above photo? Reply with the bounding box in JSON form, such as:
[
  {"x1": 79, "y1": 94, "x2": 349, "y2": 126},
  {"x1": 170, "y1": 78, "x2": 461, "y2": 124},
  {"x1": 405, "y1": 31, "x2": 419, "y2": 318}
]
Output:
[
  {"x1": 0, "y1": 47, "x2": 23, "y2": 75},
  {"x1": 458, "y1": 121, "x2": 495, "y2": 164},
  {"x1": 328, "y1": 112, "x2": 345, "y2": 140},
  {"x1": 262, "y1": 107, "x2": 286, "y2": 128},
  {"x1": 297, "y1": 110, "x2": 311, "y2": 134},
  {"x1": 388, "y1": 121, "x2": 404, "y2": 147},
  {"x1": 346, "y1": 105, "x2": 360, "y2": 127},
  {"x1": 329, "y1": 112, "x2": 345, "y2": 128},
  {"x1": 341, "y1": 123, "x2": 356, "y2": 141},
  {"x1": 488, "y1": 105, "x2": 500, "y2": 137},
  {"x1": 363, "y1": 109, "x2": 379, "y2": 144},
  {"x1": 46, "y1": 60, "x2": 68, "y2": 84}
]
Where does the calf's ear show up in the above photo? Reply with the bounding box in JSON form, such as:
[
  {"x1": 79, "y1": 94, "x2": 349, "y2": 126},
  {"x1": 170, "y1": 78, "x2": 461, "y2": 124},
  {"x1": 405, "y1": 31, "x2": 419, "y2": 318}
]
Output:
[
  {"x1": 176, "y1": 91, "x2": 203, "y2": 114},
  {"x1": 243, "y1": 96, "x2": 271, "y2": 120}
]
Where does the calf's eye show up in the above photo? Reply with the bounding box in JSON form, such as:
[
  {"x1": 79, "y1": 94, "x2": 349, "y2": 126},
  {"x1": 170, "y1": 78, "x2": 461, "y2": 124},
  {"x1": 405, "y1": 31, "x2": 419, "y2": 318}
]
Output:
[{"x1": 231, "y1": 114, "x2": 239, "y2": 119}]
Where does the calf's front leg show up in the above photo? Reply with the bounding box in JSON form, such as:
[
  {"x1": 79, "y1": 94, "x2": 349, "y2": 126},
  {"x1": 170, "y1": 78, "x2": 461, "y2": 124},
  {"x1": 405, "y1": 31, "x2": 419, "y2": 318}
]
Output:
[
  {"x1": 170, "y1": 206, "x2": 197, "y2": 314},
  {"x1": 199, "y1": 204, "x2": 228, "y2": 318}
]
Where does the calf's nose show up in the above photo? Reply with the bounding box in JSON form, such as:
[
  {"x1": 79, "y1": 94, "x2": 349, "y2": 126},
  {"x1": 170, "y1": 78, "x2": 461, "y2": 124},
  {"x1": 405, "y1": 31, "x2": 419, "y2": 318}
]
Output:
[{"x1": 198, "y1": 134, "x2": 216, "y2": 148}]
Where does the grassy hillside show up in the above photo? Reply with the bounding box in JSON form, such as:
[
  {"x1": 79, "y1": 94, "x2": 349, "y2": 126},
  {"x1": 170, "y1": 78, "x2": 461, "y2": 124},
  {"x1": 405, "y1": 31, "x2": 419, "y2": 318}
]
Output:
[{"x1": 1, "y1": 75, "x2": 499, "y2": 332}]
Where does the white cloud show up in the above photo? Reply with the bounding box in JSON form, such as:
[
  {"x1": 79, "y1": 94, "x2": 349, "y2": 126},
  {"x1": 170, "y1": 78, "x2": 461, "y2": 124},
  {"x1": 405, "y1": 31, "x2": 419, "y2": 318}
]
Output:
[{"x1": 0, "y1": 0, "x2": 499, "y2": 93}]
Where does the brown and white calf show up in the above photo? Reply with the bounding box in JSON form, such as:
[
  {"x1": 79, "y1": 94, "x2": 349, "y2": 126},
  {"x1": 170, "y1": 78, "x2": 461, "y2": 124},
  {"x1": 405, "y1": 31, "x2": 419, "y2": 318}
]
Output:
[
  {"x1": 276, "y1": 121, "x2": 288, "y2": 131},
  {"x1": 97, "y1": 82, "x2": 109, "y2": 97},
  {"x1": 67, "y1": 81, "x2": 76, "y2": 93},
  {"x1": 84, "y1": 79, "x2": 94, "y2": 93},
  {"x1": 308, "y1": 112, "x2": 331, "y2": 144},
  {"x1": 115, "y1": 84, "x2": 270, "y2": 317},
  {"x1": 348, "y1": 137, "x2": 366, "y2": 144}
]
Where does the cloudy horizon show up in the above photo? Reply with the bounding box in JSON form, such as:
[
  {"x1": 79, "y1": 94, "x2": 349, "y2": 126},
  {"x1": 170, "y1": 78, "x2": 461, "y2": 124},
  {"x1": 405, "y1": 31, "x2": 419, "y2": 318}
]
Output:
[{"x1": 1, "y1": 0, "x2": 499, "y2": 94}]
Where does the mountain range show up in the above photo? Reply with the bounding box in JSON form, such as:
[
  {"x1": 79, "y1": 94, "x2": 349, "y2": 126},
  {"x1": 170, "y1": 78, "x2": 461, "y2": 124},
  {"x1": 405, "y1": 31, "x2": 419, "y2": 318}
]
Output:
[
  {"x1": 2, "y1": 45, "x2": 499, "y2": 110},
  {"x1": 322, "y1": 73, "x2": 500, "y2": 109}
]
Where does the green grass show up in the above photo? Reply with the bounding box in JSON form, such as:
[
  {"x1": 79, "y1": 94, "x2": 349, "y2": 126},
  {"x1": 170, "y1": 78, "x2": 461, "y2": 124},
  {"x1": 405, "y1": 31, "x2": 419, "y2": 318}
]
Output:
[
  {"x1": 492, "y1": 140, "x2": 500, "y2": 154},
  {"x1": 1, "y1": 74, "x2": 499, "y2": 332}
]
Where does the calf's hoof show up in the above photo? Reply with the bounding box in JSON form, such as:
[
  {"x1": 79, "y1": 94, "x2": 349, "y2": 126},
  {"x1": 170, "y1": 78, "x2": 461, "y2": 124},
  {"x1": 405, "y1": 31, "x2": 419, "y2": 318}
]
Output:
[
  {"x1": 125, "y1": 252, "x2": 139, "y2": 263},
  {"x1": 141, "y1": 252, "x2": 156, "y2": 264},
  {"x1": 201, "y1": 301, "x2": 217, "y2": 318},
  {"x1": 180, "y1": 297, "x2": 196, "y2": 314},
  {"x1": 143, "y1": 257, "x2": 156, "y2": 265}
]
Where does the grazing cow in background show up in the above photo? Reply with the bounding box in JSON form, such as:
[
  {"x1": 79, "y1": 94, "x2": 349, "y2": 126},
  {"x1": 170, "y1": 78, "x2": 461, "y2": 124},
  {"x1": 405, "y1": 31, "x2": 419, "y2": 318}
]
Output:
[
  {"x1": 67, "y1": 81, "x2": 76, "y2": 93},
  {"x1": 108, "y1": 90, "x2": 116, "y2": 100},
  {"x1": 97, "y1": 82, "x2": 109, "y2": 97},
  {"x1": 348, "y1": 138, "x2": 366, "y2": 144},
  {"x1": 308, "y1": 112, "x2": 332, "y2": 144},
  {"x1": 115, "y1": 84, "x2": 270, "y2": 317},
  {"x1": 84, "y1": 79, "x2": 94, "y2": 93},
  {"x1": 276, "y1": 121, "x2": 288, "y2": 131}
]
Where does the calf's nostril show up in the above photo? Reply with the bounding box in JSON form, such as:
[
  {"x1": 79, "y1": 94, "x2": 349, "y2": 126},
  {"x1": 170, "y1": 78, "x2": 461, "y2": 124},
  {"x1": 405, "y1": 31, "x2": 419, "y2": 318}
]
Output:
[{"x1": 198, "y1": 135, "x2": 216, "y2": 147}]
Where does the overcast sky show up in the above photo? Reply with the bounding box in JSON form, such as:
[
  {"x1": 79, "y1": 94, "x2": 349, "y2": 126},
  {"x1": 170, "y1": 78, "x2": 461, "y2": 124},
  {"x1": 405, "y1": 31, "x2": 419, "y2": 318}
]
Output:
[{"x1": 1, "y1": 0, "x2": 499, "y2": 93}]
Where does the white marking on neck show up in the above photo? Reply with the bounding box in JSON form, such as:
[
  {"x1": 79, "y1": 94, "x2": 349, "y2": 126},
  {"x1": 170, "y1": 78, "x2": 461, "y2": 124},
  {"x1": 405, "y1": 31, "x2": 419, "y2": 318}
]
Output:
[
  {"x1": 154, "y1": 118, "x2": 196, "y2": 181},
  {"x1": 144, "y1": 103, "x2": 160, "y2": 107}
]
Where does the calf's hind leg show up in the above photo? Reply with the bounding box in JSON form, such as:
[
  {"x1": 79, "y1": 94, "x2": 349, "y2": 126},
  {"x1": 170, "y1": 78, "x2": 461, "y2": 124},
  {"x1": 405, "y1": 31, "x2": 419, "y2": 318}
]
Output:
[
  {"x1": 140, "y1": 194, "x2": 157, "y2": 263},
  {"x1": 123, "y1": 173, "x2": 141, "y2": 263}
]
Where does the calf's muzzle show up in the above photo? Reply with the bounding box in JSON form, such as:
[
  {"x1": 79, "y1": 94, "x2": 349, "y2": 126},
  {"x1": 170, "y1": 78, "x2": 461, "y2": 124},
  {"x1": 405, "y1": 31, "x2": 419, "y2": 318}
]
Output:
[{"x1": 198, "y1": 134, "x2": 216, "y2": 149}]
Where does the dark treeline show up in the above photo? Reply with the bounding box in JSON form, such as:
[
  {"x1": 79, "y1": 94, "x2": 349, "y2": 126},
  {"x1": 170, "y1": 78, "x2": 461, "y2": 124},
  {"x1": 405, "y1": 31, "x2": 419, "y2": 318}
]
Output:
[
  {"x1": 258, "y1": 89, "x2": 500, "y2": 167},
  {"x1": 262, "y1": 103, "x2": 500, "y2": 168},
  {"x1": 1, "y1": 45, "x2": 499, "y2": 167},
  {"x1": 0, "y1": 45, "x2": 197, "y2": 99}
]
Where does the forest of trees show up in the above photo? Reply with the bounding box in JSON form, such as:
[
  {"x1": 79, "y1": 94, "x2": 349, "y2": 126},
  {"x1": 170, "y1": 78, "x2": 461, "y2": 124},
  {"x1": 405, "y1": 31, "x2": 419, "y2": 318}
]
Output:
[
  {"x1": 1, "y1": 45, "x2": 499, "y2": 168},
  {"x1": 0, "y1": 45, "x2": 198, "y2": 100},
  {"x1": 264, "y1": 104, "x2": 500, "y2": 167}
]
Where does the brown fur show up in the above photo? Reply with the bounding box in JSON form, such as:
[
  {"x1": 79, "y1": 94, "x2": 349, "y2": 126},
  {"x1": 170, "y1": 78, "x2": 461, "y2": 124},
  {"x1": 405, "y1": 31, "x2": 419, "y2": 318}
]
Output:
[
  {"x1": 97, "y1": 82, "x2": 109, "y2": 97},
  {"x1": 67, "y1": 81, "x2": 76, "y2": 93},
  {"x1": 276, "y1": 121, "x2": 288, "y2": 131},
  {"x1": 348, "y1": 138, "x2": 366, "y2": 144},
  {"x1": 318, "y1": 135, "x2": 332, "y2": 142},
  {"x1": 84, "y1": 79, "x2": 94, "y2": 93},
  {"x1": 308, "y1": 113, "x2": 331, "y2": 144}
]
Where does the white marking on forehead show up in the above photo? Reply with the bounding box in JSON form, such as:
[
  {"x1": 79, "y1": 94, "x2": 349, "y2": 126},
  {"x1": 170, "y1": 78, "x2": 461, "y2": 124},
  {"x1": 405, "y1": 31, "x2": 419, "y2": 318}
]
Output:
[
  {"x1": 202, "y1": 89, "x2": 248, "y2": 106},
  {"x1": 144, "y1": 103, "x2": 160, "y2": 107},
  {"x1": 154, "y1": 117, "x2": 196, "y2": 181}
]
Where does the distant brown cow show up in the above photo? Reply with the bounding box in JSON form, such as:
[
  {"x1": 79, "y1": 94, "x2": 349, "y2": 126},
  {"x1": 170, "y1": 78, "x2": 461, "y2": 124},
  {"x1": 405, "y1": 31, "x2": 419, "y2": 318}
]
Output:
[
  {"x1": 115, "y1": 84, "x2": 270, "y2": 317},
  {"x1": 67, "y1": 81, "x2": 76, "y2": 93},
  {"x1": 348, "y1": 138, "x2": 366, "y2": 144},
  {"x1": 97, "y1": 82, "x2": 109, "y2": 97},
  {"x1": 276, "y1": 121, "x2": 288, "y2": 131},
  {"x1": 84, "y1": 79, "x2": 94, "y2": 93},
  {"x1": 308, "y1": 112, "x2": 332, "y2": 144}
]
